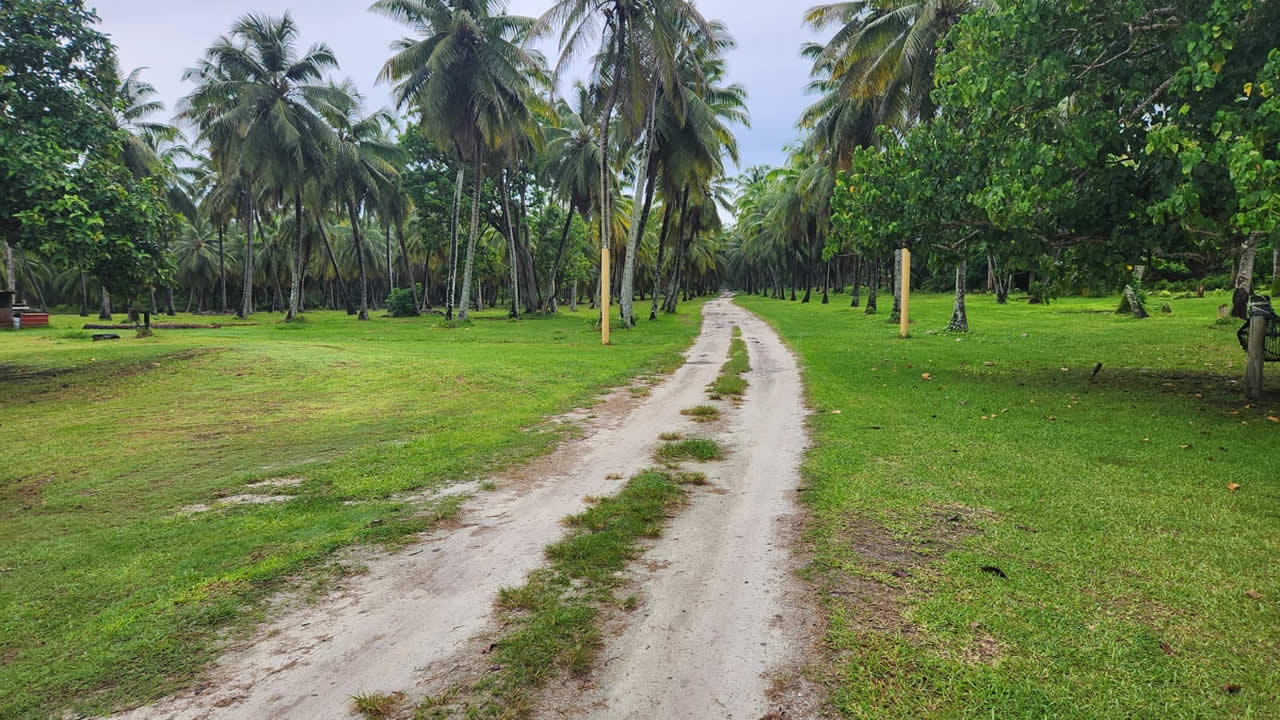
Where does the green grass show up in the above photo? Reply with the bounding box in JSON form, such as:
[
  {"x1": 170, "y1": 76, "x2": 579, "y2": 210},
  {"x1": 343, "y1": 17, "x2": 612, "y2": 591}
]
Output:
[
  {"x1": 737, "y1": 291, "x2": 1279, "y2": 719},
  {"x1": 708, "y1": 327, "x2": 750, "y2": 398},
  {"x1": 0, "y1": 304, "x2": 705, "y2": 720},
  {"x1": 421, "y1": 470, "x2": 688, "y2": 717},
  {"x1": 680, "y1": 404, "x2": 721, "y2": 422},
  {"x1": 655, "y1": 438, "x2": 725, "y2": 463}
]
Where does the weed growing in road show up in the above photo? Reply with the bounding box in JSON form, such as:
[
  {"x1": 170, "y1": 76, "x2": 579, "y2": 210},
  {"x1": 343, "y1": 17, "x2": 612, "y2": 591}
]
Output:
[
  {"x1": 676, "y1": 471, "x2": 709, "y2": 486},
  {"x1": 659, "y1": 432, "x2": 682, "y2": 441},
  {"x1": 656, "y1": 438, "x2": 725, "y2": 463},
  {"x1": 426, "y1": 471, "x2": 687, "y2": 716},
  {"x1": 351, "y1": 691, "x2": 405, "y2": 718},
  {"x1": 681, "y1": 405, "x2": 721, "y2": 422},
  {"x1": 709, "y1": 328, "x2": 750, "y2": 398}
]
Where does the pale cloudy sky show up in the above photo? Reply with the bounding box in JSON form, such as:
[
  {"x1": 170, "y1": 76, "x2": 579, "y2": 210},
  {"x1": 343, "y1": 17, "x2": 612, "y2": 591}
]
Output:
[{"x1": 93, "y1": 0, "x2": 820, "y2": 174}]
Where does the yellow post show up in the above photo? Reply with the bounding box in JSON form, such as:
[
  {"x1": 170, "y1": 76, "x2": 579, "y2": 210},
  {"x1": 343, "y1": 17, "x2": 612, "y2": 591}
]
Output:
[
  {"x1": 899, "y1": 248, "x2": 911, "y2": 338},
  {"x1": 600, "y1": 246, "x2": 610, "y2": 345}
]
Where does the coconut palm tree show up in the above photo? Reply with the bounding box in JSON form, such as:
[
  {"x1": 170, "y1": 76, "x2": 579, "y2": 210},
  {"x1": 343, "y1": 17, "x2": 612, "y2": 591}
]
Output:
[
  {"x1": 109, "y1": 64, "x2": 180, "y2": 179},
  {"x1": 323, "y1": 87, "x2": 406, "y2": 320},
  {"x1": 373, "y1": 0, "x2": 540, "y2": 321},
  {"x1": 804, "y1": 0, "x2": 976, "y2": 125},
  {"x1": 540, "y1": 85, "x2": 600, "y2": 312},
  {"x1": 534, "y1": 0, "x2": 713, "y2": 334},
  {"x1": 180, "y1": 12, "x2": 343, "y2": 320}
]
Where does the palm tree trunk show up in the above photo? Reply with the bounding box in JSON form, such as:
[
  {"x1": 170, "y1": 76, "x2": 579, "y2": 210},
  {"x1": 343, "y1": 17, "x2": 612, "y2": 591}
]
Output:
[
  {"x1": 4, "y1": 240, "x2": 16, "y2": 292},
  {"x1": 239, "y1": 188, "x2": 255, "y2": 318},
  {"x1": 889, "y1": 248, "x2": 902, "y2": 322},
  {"x1": 395, "y1": 221, "x2": 418, "y2": 311},
  {"x1": 287, "y1": 190, "x2": 304, "y2": 321},
  {"x1": 500, "y1": 169, "x2": 521, "y2": 319},
  {"x1": 384, "y1": 218, "x2": 393, "y2": 297},
  {"x1": 316, "y1": 214, "x2": 352, "y2": 313},
  {"x1": 99, "y1": 288, "x2": 112, "y2": 320},
  {"x1": 543, "y1": 205, "x2": 575, "y2": 313},
  {"x1": 166, "y1": 286, "x2": 176, "y2": 316},
  {"x1": 649, "y1": 190, "x2": 679, "y2": 320},
  {"x1": 850, "y1": 254, "x2": 861, "y2": 307},
  {"x1": 445, "y1": 164, "x2": 464, "y2": 320},
  {"x1": 457, "y1": 146, "x2": 484, "y2": 321},
  {"x1": 947, "y1": 259, "x2": 969, "y2": 332},
  {"x1": 620, "y1": 81, "x2": 659, "y2": 329},
  {"x1": 598, "y1": 25, "x2": 623, "y2": 336},
  {"x1": 79, "y1": 271, "x2": 89, "y2": 317},
  {"x1": 570, "y1": 280, "x2": 578, "y2": 312},
  {"x1": 822, "y1": 260, "x2": 830, "y2": 304},
  {"x1": 347, "y1": 198, "x2": 370, "y2": 320},
  {"x1": 217, "y1": 223, "x2": 227, "y2": 313}
]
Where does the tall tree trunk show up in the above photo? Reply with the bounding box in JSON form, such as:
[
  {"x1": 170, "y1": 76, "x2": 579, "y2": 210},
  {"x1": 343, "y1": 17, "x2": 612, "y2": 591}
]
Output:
[
  {"x1": 500, "y1": 169, "x2": 521, "y2": 319},
  {"x1": 543, "y1": 205, "x2": 575, "y2": 313},
  {"x1": 649, "y1": 189, "x2": 679, "y2": 320},
  {"x1": 79, "y1": 271, "x2": 89, "y2": 316},
  {"x1": 395, "y1": 221, "x2": 419, "y2": 311},
  {"x1": 287, "y1": 189, "x2": 304, "y2": 321},
  {"x1": 850, "y1": 254, "x2": 861, "y2": 307},
  {"x1": 347, "y1": 198, "x2": 370, "y2": 320},
  {"x1": 316, "y1": 215, "x2": 352, "y2": 313},
  {"x1": 1232, "y1": 232, "x2": 1261, "y2": 319},
  {"x1": 865, "y1": 257, "x2": 878, "y2": 314},
  {"x1": 822, "y1": 260, "x2": 830, "y2": 304},
  {"x1": 889, "y1": 249, "x2": 902, "y2": 322},
  {"x1": 239, "y1": 188, "x2": 255, "y2": 319},
  {"x1": 947, "y1": 259, "x2": 969, "y2": 332},
  {"x1": 384, "y1": 217, "x2": 393, "y2": 300},
  {"x1": 99, "y1": 288, "x2": 112, "y2": 320},
  {"x1": 570, "y1": 279, "x2": 578, "y2": 312},
  {"x1": 3, "y1": 240, "x2": 15, "y2": 292},
  {"x1": 445, "y1": 164, "x2": 464, "y2": 319},
  {"x1": 166, "y1": 285, "x2": 176, "y2": 316},
  {"x1": 620, "y1": 80, "x2": 660, "y2": 328},
  {"x1": 598, "y1": 25, "x2": 623, "y2": 335},
  {"x1": 662, "y1": 190, "x2": 690, "y2": 313},
  {"x1": 457, "y1": 147, "x2": 483, "y2": 321},
  {"x1": 217, "y1": 223, "x2": 227, "y2": 313},
  {"x1": 1273, "y1": 243, "x2": 1279, "y2": 295}
]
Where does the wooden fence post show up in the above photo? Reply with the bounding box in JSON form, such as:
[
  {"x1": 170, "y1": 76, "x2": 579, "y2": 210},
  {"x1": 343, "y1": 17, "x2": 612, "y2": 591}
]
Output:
[{"x1": 1244, "y1": 300, "x2": 1265, "y2": 400}]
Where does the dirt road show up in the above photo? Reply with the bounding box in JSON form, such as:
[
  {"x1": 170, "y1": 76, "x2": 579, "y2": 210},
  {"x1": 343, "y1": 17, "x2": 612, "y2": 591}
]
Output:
[{"x1": 113, "y1": 298, "x2": 816, "y2": 720}]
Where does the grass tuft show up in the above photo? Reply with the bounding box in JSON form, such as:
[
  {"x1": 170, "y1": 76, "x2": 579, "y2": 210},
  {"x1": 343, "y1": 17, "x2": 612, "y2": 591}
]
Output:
[
  {"x1": 708, "y1": 328, "x2": 750, "y2": 397},
  {"x1": 655, "y1": 438, "x2": 725, "y2": 463},
  {"x1": 681, "y1": 404, "x2": 721, "y2": 422},
  {"x1": 351, "y1": 691, "x2": 405, "y2": 718}
]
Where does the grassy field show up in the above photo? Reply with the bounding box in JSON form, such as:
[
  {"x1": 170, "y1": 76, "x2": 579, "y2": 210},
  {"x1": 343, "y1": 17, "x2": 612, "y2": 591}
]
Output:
[
  {"x1": 737, "y1": 291, "x2": 1278, "y2": 719},
  {"x1": 0, "y1": 304, "x2": 703, "y2": 720}
]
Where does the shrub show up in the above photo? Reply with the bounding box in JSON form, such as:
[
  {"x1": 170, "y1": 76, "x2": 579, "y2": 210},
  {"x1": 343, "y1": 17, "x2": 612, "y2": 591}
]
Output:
[{"x1": 385, "y1": 287, "x2": 419, "y2": 318}]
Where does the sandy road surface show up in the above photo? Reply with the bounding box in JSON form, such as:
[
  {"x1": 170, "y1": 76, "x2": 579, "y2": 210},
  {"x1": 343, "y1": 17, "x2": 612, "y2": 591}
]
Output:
[
  {"x1": 537, "y1": 300, "x2": 819, "y2": 719},
  {"x1": 111, "y1": 298, "x2": 816, "y2": 720}
]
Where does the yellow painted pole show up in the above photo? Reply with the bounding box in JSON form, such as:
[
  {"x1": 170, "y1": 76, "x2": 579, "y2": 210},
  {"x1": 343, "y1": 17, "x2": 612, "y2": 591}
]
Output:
[
  {"x1": 600, "y1": 246, "x2": 610, "y2": 345},
  {"x1": 899, "y1": 248, "x2": 911, "y2": 338}
]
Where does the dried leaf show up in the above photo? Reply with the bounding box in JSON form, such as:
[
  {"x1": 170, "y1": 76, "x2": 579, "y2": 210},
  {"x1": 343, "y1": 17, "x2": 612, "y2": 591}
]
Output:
[
  {"x1": 921, "y1": 373, "x2": 932, "y2": 380},
  {"x1": 1268, "y1": 416, "x2": 1279, "y2": 423},
  {"x1": 1179, "y1": 444, "x2": 1191, "y2": 449},
  {"x1": 1221, "y1": 684, "x2": 1242, "y2": 694},
  {"x1": 1047, "y1": 416, "x2": 1056, "y2": 421},
  {"x1": 1227, "y1": 483, "x2": 1241, "y2": 492},
  {"x1": 1245, "y1": 589, "x2": 1262, "y2": 600},
  {"x1": 830, "y1": 409, "x2": 842, "y2": 415},
  {"x1": 1160, "y1": 642, "x2": 1174, "y2": 656}
]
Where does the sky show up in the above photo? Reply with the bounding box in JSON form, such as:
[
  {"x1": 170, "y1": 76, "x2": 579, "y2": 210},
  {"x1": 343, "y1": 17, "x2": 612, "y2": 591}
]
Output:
[{"x1": 93, "y1": 0, "x2": 822, "y2": 174}]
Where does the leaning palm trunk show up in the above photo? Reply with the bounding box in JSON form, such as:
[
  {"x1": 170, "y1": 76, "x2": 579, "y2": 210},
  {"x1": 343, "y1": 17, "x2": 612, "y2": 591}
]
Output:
[
  {"x1": 619, "y1": 82, "x2": 659, "y2": 328},
  {"x1": 287, "y1": 190, "x2": 304, "y2": 321},
  {"x1": 1232, "y1": 232, "x2": 1261, "y2": 318},
  {"x1": 543, "y1": 206, "x2": 575, "y2": 313},
  {"x1": 649, "y1": 193, "x2": 678, "y2": 320},
  {"x1": 444, "y1": 165, "x2": 464, "y2": 319},
  {"x1": 316, "y1": 215, "x2": 352, "y2": 313},
  {"x1": 947, "y1": 259, "x2": 969, "y2": 332},
  {"x1": 79, "y1": 271, "x2": 89, "y2": 317},
  {"x1": 346, "y1": 198, "x2": 370, "y2": 320},
  {"x1": 457, "y1": 150, "x2": 483, "y2": 321}
]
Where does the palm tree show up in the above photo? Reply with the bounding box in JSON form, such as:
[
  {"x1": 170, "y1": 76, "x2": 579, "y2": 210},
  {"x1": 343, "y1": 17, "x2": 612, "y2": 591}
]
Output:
[
  {"x1": 534, "y1": 0, "x2": 713, "y2": 335},
  {"x1": 180, "y1": 12, "x2": 342, "y2": 320},
  {"x1": 324, "y1": 88, "x2": 406, "y2": 320},
  {"x1": 803, "y1": 0, "x2": 976, "y2": 125},
  {"x1": 109, "y1": 65, "x2": 180, "y2": 179},
  {"x1": 374, "y1": 0, "x2": 540, "y2": 322},
  {"x1": 540, "y1": 85, "x2": 600, "y2": 313}
]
